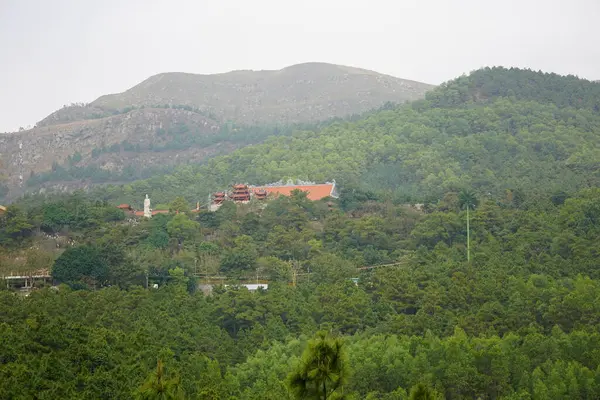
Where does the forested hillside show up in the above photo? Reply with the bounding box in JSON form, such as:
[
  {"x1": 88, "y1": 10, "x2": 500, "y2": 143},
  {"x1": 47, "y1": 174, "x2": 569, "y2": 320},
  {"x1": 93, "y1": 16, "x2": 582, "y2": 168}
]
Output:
[
  {"x1": 2, "y1": 185, "x2": 600, "y2": 398},
  {"x1": 2, "y1": 66, "x2": 600, "y2": 399},
  {"x1": 94, "y1": 67, "x2": 600, "y2": 207}
]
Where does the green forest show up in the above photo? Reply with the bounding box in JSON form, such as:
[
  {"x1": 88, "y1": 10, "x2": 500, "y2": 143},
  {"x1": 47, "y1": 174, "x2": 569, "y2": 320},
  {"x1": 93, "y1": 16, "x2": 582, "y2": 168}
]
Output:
[
  {"x1": 81, "y1": 67, "x2": 600, "y2": 207},
  {"x1": 23, "y1": 110, "x2": 367, "y2": 191},
  {"x1": 2, "y1": 67, "x2": 600, "y2": 399}
]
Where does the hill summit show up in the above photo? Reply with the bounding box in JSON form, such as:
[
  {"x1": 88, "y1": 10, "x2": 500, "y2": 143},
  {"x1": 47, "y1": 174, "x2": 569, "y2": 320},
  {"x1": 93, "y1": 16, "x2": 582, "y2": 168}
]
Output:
[{"x1": 37, "y1": 62, "x2": 433, "y2": 127}]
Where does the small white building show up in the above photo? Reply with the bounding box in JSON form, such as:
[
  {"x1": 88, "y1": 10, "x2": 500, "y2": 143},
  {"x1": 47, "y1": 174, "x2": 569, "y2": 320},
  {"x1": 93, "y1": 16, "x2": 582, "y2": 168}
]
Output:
[
  {"x1": 225, "y1": 284, "x2": 268, "y2": 291},
  {"x1": 198, "y1": 283, "x2": 268, "y2": 295}
]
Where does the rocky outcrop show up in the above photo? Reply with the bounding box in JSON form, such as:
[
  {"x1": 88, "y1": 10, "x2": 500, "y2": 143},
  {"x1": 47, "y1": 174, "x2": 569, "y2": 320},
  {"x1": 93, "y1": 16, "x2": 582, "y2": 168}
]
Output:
[{"x1": 0, "y1": 108, "x2": 219, "y2": 196}]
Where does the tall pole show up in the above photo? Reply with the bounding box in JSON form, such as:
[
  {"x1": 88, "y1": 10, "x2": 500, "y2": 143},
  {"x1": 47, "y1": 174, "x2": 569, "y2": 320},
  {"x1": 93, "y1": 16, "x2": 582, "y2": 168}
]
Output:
[
  {"x1": 292, "y1": 269, "x2": 296, "y2": 288},
  {"x1": 292, "y1": 261, "x2": 297, "y2": 288},
  {"x1": 466, "y1": 205, "x2": 471, "y2": 263},
  {"x1": 205, "y1": 256, "x2": 209, "y2": 285}
]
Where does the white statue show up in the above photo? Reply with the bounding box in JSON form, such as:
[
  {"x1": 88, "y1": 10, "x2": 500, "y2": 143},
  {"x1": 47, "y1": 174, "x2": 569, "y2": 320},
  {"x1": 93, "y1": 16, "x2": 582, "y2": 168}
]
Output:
[{"x1": 143, "y1": 194, "x2": 151, "y2": 218}]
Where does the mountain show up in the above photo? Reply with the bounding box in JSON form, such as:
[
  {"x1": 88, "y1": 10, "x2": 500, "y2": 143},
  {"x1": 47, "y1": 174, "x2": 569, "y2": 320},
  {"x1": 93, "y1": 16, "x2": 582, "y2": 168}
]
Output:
[
  {"x1": 94, "y1": 67, "x2": 600, "y2": 207},
  {"x1": 0, "y1": 63, "x2": 433, "y2": 201},
  {"x1": 39, "y1": 62, "x2": 432, "y2": 127}
]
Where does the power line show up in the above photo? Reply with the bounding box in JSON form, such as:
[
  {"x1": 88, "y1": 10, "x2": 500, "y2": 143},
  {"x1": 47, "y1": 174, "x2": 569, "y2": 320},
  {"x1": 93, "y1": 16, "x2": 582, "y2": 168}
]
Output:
[
  {"x1": 357, "y1": 261, "x2": 408, "y2": 271},
  {"x1": 188, "y1": 260, "x2": 409, "y2": 286}
]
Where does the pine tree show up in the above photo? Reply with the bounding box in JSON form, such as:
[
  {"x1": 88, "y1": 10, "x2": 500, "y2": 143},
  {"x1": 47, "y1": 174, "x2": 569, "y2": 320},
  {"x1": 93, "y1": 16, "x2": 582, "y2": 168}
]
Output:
[
  {"x1": 408, "y1": 383, "x2": 443, "y2": 400},
  {"x1": 135, "y1": 359, "x2": 184, "y2": 400},
  {"x1": 288, "y1": 331, "x2": 349, "y2": 400}
]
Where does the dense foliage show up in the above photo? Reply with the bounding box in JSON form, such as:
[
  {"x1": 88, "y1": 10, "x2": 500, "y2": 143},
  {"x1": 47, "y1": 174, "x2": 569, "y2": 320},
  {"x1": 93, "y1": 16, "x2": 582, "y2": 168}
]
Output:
[
  {"x1": 85, "y1": 67, "x2": 600, "y2": 207},
  {"x1": 2, "y1": 184, "x2": 600, "y2": 398},
  {"x1": 2, "y1": 67, "x2": 600, "y2": 399}
]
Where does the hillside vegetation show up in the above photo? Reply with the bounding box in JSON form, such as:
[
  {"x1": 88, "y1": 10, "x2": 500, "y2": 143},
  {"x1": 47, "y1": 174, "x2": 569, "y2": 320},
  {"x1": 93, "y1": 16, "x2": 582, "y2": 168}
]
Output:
[
  {"x1": 0, "y1": 63, "x2": 432, "y2": 201},
  {"x1": 2, "y1": 183, "x2": 600, "y2": 398},
  {"x1": 95, "y1": 67, "x2": 600, "y2": 206},
  {"x1": 2, "y1": 66, "x2": 600, "y2": 399}
]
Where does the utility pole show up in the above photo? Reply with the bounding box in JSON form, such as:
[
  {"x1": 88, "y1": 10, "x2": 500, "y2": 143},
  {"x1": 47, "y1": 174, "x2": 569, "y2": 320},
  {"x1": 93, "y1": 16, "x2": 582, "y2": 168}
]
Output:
[
  {"x1": 205, "y1": 256, "x2": 209, "y2": 284},
  {"x1": 292, "y1": 270, "x2": 297, "y2": 288},
  {"x1": 459, "y1": 189, "x2": 476, "y2": 264},
  {"x1": 466, "y1": 206, "x2": 471, "y2": 263}
]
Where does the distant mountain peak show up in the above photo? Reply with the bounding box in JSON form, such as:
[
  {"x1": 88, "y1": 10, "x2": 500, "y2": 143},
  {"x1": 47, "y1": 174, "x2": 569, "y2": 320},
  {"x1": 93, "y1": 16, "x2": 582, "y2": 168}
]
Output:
[{"x1": 84, "y1": 62, "x2": 433, "y2": 125}]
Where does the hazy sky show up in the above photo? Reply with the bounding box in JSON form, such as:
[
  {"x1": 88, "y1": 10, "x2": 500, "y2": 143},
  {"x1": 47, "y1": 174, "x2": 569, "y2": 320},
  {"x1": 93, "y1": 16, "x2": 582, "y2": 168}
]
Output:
[{"x1": 1, "y1": 0, "x2": 598, "y2": 132}]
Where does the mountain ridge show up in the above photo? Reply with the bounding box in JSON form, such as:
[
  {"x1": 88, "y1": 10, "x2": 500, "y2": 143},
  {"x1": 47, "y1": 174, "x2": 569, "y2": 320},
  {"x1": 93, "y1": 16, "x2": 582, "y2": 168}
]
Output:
[
  {"x1": 38, "y1": 62, "x2": 433, "y2": 128},
  {"x1": 1, "y1": 62, "x2": 433, "y2": 201}
]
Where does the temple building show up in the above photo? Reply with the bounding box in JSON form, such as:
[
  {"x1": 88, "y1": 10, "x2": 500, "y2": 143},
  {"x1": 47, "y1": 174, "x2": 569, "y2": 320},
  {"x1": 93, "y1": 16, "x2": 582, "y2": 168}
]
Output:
[
  {"x1": 116, "y1": 204, "x2": 133, "y2": 212},
  {"x1": 251, "y1": 181, "x2": 338, "y2": 201},
  {"x1": 209, "y1": 180, "x2": 338, "y2": 211},
  {"x1": 254, "y1": 189, "x2": 268, "y2": 201},
  {"x1": 209, "y1": 192, "x2": 227, "y2": 212},
  {"x1": 231, "y1": 184, "x2": 251, "y2": 202},
  {"x1": 119, "y1": 181, "x2": 338, "y2": 215}
]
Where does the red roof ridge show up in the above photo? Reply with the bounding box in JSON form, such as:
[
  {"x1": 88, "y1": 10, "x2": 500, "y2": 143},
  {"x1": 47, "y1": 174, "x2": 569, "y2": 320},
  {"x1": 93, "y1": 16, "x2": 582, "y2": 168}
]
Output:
[{"x1": 250, "y1": 182, "x2": 337, "y2": 201}]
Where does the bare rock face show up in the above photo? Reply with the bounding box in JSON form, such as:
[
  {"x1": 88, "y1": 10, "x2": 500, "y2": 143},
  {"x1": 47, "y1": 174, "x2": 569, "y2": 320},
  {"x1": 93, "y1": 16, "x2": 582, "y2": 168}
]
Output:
[
  {"x1": 0, "y1": 62, "x2": 434, "y2": 200},
  {"x1": 0, "y1": 108, "x2": 219, "y2": 194}
]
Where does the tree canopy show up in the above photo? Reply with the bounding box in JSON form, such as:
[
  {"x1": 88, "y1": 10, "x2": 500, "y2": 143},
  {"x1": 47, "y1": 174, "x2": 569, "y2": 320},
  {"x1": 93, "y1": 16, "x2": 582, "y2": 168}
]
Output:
[
  {"x1": 2, "y1": 67, "x2": 600, "y2": 399},
  {"x1": 72, "y1": 67, "x2": 600, "y2": 208}
]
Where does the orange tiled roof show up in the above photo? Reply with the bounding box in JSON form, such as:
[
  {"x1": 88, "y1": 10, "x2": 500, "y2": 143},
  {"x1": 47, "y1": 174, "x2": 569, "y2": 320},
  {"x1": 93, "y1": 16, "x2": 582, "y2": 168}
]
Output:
[
  {"x1": 133, "y1": 210, "x2": 169, "y2": 217},
  {"x1": 252, "y1": 184, "x2": 335, "y2": 201},
  {"x1": 0, "y1": 205, "x2": 6, "y2": 214}
]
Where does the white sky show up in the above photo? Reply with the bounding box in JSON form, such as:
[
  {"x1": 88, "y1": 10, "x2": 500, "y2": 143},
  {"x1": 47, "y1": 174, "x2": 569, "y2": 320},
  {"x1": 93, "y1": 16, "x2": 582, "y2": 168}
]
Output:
[{"x1": 0, "y1": 0, "x2": 599, "y2": 132}]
